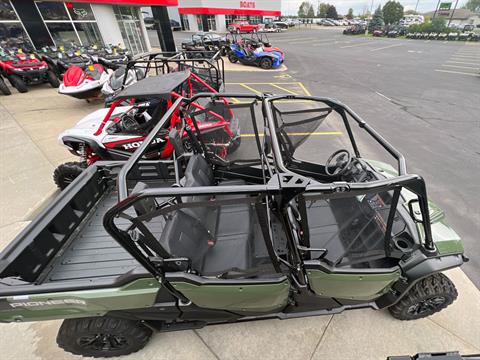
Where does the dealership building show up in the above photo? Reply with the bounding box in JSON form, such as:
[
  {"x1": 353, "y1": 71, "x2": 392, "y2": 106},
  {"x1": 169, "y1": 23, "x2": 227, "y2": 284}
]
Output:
[
  {"x1": 0, "y1": 0, "x2": 177, "y2": 54},
  {"x1": 177, "y1": 0, "x2": 281, "y2": 33}
]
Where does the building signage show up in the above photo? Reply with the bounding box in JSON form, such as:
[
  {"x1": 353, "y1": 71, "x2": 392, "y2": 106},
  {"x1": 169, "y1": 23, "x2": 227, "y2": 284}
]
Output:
[
  {"x1": 439, "y1": 2, "x2": 452, "y2": 10},
  {"x1": 240, "y1": 1, "x2": 256, "y2": 9}
]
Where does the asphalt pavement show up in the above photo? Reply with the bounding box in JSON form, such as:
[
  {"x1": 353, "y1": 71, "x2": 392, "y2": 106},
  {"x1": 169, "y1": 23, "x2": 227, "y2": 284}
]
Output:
[{"x1": 151, "y1": 28, "x2": 480, "y2": 288}]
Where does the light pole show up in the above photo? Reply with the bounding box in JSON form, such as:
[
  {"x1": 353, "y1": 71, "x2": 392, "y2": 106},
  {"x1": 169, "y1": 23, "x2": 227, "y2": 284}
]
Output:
[{"x1": 414, "y1": 0, "x2": 420, "y2": 13}]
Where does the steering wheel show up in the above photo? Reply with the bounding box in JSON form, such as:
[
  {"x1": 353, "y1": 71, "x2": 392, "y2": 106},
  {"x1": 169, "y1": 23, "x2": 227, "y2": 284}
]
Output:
[{"x1": 325, "y1": 149, "x2": 352, "y2": 176}]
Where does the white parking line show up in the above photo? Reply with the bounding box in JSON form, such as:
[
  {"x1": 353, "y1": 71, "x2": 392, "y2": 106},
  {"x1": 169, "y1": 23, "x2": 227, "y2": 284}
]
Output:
[
  {"x1": 435, "y1": 69, "x2": 479, "y2": 76},
  {"x1": 313, "y1": 41, "x2": 350, "y2": 46},
  {"x1": 375, "y1": 91, "x2": 392, "y2": 101},
  {"x1": 451, "y1": 54, "x2": 480, "y2": 59},
  {"x1": 370, "y1": 43, "x2": 403, "y2": 52},
  {"x1": 442, "y1": 64, "x2": 480, "y2": 70},
  {"x1": 340, "y1": 42, "x2": 371, "y2": 49},
  {"x1": 447, "y1": 60, "x2": 480, "y2": 65},
  {"x1": 276, "y1": 37, "x2": 316, "y2": 42}
]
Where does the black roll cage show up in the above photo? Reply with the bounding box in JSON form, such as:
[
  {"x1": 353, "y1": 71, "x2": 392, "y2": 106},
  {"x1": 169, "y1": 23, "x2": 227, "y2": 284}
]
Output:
[
  {"x1": 104, "y1": 93, "x2": 435, "y2": 289},
  {"x1": 123, "y1": 51, "x2": 225, "y2": 92}
]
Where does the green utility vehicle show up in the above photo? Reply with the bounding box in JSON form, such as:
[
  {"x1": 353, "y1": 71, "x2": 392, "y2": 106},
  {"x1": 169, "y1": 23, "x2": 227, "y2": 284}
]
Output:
[{"x1": 0, "y1": 93, "x2": 466, "y2": 357}]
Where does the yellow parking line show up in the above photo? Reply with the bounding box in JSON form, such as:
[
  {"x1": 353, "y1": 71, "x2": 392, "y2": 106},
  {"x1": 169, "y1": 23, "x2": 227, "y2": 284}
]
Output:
[
  {"x1": 298, "y1": 82, "x2": 312, "y2": 96},
  {"x1": 241, "y1": 132, "x2": 342, "y2": 137},
  {"x1": 239, "y1": 83, "x2": 262, "y2": 95},
  {"x1": 269, "y1": 83, "x2": 298, "y2": 95}
]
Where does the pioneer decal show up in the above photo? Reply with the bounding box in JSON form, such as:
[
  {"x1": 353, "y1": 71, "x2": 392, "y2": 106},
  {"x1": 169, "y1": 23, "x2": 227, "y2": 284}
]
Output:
[
  {"x1": 122, "y1": 137, "x2": 165, "y2": 150},
  {"x1": 9, "y1": 299, "x2": 87, "y2": 308}
]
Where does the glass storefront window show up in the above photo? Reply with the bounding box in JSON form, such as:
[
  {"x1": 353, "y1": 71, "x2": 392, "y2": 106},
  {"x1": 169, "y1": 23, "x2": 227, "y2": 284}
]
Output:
[
  {"x1": 206, "y1": 15, "x2": 216, "y2": 31},
  {"x1": 180, "y1": 14, "x2": 189, "y2": 31},
  {"x1": 0, "y1": 22, "x2": 32, "y2": 47},
  {"x1": 66, "y1": 2, "x2": 95, "y2": 21},
  {"x1": 46, "y1": 22, "x2": 79, "y2": 45},
  {"x1": 0, "y1": 0, "x2": 17, "y2": 20},
  {"x1": 74, "y1": 22, "x2": 102, "y2": 46},
  {"x1": 36, "y1": 1, "x2": 69, "y2": 21},
  {"x1": 113, "y1": 5, "x2": 146, "y2": 55},
  {"x1": 249, "y1": 16, "x2": 262, "y2": 24},
  {"x1": 196, "y1": 15, "x2": 203, "y2": 31}
]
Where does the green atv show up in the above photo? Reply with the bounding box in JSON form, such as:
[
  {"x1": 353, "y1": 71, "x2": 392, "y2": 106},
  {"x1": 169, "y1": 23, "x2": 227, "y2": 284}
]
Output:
[{"x1": 0, "y1": 93, "x2": 466, "y2": 358}]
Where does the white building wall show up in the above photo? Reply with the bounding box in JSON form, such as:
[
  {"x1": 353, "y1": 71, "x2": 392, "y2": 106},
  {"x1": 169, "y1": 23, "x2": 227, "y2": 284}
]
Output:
[
  {"x1": 188, "y1": 14, "x2": 199, "y2": 32},
  {"x1": 137, "y1": 7, "x2": 152, "y2": 52},
  {"x1": 90, "y1": 4, "x2": 124, "y2": 47},
  {"x1": 178, "y1": 0, "x2": 280, "y2": 12},
  {"x1": 167, "y1": 6, "x2": 181, "y2": 22},
  {"x1": 216, "y1": 15, "x2": 226, "y2": 32}
]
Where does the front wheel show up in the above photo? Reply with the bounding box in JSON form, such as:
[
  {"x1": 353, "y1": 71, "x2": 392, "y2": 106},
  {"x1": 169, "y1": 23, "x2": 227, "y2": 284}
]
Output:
[
  {"x1": 389, "y1": 273, "x2": 458, "y2": 320},
  {"x1": 9, "y1": 74, "x2": 28, "y2": 93},
  {"x1": 47, "y1": 70, "x2": 60, "y2": 88},
  {"x1": 57, "y1": 317, "x2": 153, "y2": 358},
  {"x1": 0, "y1": 77, "x2": 11, "y2": 95},
  {"x1": 259, "y1": 57, "x2": 273, "y2": 70},
  {"x1": 53, "y1": 161, "x2": 86, "y2": 190},
  {"x1": 228, "y1": 53, "x2": 239, "y2": 63}
]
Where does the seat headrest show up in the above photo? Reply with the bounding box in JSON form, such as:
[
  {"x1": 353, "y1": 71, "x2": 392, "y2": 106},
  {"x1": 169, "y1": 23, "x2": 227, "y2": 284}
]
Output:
[{"x1": 184, "y1": 154, "x2": 214, "y2": 187}]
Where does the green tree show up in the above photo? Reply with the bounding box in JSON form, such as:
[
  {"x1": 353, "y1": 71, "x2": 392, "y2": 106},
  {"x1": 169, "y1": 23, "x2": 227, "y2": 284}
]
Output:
[
  {"x1": 317, "y1": 3, "x2": 329, "y2": 18},
  {"x1": 430, "y1": 16, "x2": 447, "y2": 32},
  {"x1": 463, "y1": 0, "x2": 480, "y2": 12},
  {"x1": 382, "y1": 1, "x2": 404, "y2": 25},
  {"x1": 326, "y1": 5, "x2": 338, "y2": 19},
  {"x1": 346, "y1": 8, "x2": 354, "y2": 19},
  {"x1": 404, "y1": 9, "x2": 418, "y2": 15},
  {"x1": 298, "y1": 1, "x2": 311, "y2": 18},
  {"x1": 368, "y1": 6, "x2": 384, "y2": 32},
  {"x1": 307, "y1": 4, "x2": 315, "y2": 17}
]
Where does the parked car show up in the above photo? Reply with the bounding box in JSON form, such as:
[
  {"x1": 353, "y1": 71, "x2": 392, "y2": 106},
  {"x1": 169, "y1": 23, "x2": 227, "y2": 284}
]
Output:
[
  {"x1": 170, "y1": 19, "x2": 181, "y2": 31},
  {"x1": 317, "y1": 19, "x2": 336, "y2": 26},
  {"x1": 272, "y1": 21, "x2": 289, "y2": 29},
  {"x1": 228, "y1": 21, "x2": 261, "y2": 34},
  {"x1": 343, "y1": 25, "x2": 366, "y2": 35}
]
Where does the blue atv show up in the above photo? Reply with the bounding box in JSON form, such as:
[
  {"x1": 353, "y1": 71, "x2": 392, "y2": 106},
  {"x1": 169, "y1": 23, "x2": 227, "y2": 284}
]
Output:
[{"x1": 227, "y1": 40, "x2": 284, "y2": 70}]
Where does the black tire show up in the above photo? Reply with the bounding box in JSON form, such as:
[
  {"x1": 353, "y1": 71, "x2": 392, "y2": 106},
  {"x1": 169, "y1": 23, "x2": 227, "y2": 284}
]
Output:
[
  {"x1": 0, "y1": 77, "x2": 11, "y2": 95},
  {"x1": 228, "y1": 53, "x2": 239, "y2": 63},
  {"x1": 389, "y1": 273, "x2": 457, "y2": 320},
  {"x1": 57, "y1": 317, "x2": 153, "y2": 358},
  {"x1": 259, "y1": 57, "x2": 273, "y2": 70},
  {"x1": 9, "y1": 74, "x2": 28, "y2": 93},
  {"x1": 220, "y1": 47, "x2": 227, "y2": 56},
  {"x1": 53, "y1": 161, "x2": 86, "y2": 190},
  {"x1": 47, "y1": 70, "x2": 60, "y2": 88}
]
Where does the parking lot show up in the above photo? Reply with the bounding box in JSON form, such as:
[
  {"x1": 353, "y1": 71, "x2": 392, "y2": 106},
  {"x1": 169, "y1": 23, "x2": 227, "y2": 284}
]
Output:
[
  {"x1": 0, "y1": 27, "x2": 479, "y2": 360},
  {"x1": 170, "y1": 28, "x2": 480, "y2": 288}
]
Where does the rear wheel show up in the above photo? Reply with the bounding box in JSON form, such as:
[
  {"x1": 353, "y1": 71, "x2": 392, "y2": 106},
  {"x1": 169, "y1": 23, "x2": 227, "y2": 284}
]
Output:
[
  {"x1": 57, "y1": 317, "x2": 153, "y2": 358},
  {"x1": 259, "y1": 57, "x2": 273, "y2": 70},
  {"x1": 389, "y1": 273, "x2": 457, "y2": 320},
  {"x1": 47, "y1": 70, "x2": 60, "y2": 88},
  {"x1": 9, "y1": 74, "x2": 28, "y2": 93},
  {"x1": 53, "y1": 161, "x2": 86, "y2": 190},
  {"x1": 0, "y1": 77, "x2": 11, "y2": 95},
  {"x1": 228, "y1": 53, "x2": 239, "y2": 63}
]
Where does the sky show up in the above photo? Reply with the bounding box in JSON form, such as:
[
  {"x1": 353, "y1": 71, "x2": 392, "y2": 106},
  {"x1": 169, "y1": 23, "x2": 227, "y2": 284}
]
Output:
[{"x1": 281, "y1": 0, "x2": 468, "y2": 16}]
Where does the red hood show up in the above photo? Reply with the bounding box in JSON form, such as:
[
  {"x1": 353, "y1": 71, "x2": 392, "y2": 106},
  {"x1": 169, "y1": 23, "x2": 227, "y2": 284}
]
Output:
[
  {"x1": 263, "y1": 47, "x2": 282, "y2": 54},
  {"x1": 63, "y1": 65, "x2": 86, "y2": 87}
]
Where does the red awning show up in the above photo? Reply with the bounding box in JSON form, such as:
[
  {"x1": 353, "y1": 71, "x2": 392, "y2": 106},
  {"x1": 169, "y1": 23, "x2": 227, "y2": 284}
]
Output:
[
  {"x1": 178, "y1": 7, "x2": 281, "y2": 16},
  {"x1": 65, "y1": 0, "x2": 178, "y2": 6}
]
